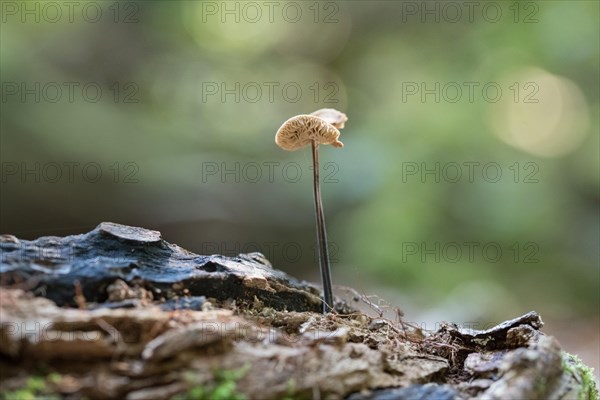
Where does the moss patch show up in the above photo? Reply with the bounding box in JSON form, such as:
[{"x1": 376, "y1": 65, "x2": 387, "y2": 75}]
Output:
[
  {"x1": 2, "y1": 373, "x2": 62, "y2": 400},
  {"x1": 174, "y1": 364, "x2": 251, "y2": 400},
  {"x1": 563, "y1": 353, "x2": 599, "y2": 400}
]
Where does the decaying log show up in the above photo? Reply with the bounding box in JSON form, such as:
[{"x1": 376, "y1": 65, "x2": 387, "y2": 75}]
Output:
[
  {"x1": 1, "y1": 223, "x2": 597, "y2": 399},
  {"x1": 0, "y1": 222, "x2": 323, "y2": 312}
]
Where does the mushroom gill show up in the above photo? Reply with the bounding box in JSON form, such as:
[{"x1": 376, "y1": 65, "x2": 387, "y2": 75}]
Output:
[{"x1": 275, "y1": 115, "x2": 343, "y2": 151}]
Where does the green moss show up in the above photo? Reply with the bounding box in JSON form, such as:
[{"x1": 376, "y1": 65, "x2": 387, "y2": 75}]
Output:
[
  {"x1": 562, "y1": 353, "x2": 599, "y2": 400},
  {"x1": 174, "y1": 364, "x2": 251, "y2": 400},
  {"x1": 279, "y1": 378, "x2": 309, "y2": 400},
  {"x1": 535, "y1": 375, "x2": 548, "y2": 395},
  {"x1": 2, "y1": 374, "x2": 61, "y2": 400}
]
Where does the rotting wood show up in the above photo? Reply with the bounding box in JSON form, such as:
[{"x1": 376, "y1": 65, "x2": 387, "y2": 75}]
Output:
[{"x1": 1, "y1": 223, "x2": 597, "y2": 399}]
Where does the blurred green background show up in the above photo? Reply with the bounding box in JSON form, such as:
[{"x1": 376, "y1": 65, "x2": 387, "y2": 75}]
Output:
[{"x1": 1, "y1": 0, "x2": 598, "y2": 376}]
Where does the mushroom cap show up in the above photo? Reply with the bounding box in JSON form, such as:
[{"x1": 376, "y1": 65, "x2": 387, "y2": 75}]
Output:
[
  {"x1": 311, "y1": 108, "x2": 348, "y2": 129},
  {"x1": 275, "y1": 115, "x2": 344, "y2": 151}
]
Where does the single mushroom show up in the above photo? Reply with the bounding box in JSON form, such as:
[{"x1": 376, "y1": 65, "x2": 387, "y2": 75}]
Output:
[
  {"x1": 275, "y1": 114, "x2": 343, "y2": 150},
  {"x1": 275, "y1": 111, "x2": 347, "y2": 313},
  {"x1": 311, "y1": 108, "x2": 348, "y2": 129}
]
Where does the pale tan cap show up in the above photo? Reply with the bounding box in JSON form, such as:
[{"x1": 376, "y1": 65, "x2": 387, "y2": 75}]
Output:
[
  {"x1": 275, "y1": 114, "x2": 344, "y2": 151},
  {"x1": 311, "y1": 108, "x2": 348, "y2": 129}
]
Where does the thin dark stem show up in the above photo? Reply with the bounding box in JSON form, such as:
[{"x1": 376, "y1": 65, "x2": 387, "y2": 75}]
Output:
[{"x1": 311, "y1": 140, "x2": 334, "y2": 313}]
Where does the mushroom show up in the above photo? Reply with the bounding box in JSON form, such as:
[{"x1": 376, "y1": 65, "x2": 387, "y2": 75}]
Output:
[
  {"x1": 311, "y1": 108, "x2": 348, "y2": 129},
  {"x1": 275, "y1": 110, "x2": 347, "y2": 313},
  {"x1": 275, "y1": 115, "x2": 343, "y2": 150}
]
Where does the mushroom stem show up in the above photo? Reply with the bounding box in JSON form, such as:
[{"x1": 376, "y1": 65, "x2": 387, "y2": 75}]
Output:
[{"x1": 311, "y1": 140, "x2": 334, "y2": 313}]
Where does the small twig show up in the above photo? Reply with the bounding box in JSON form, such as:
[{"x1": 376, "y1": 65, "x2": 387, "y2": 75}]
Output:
[{"x1": 74, "y1": 280, "x2": 87, "y2": 309}]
